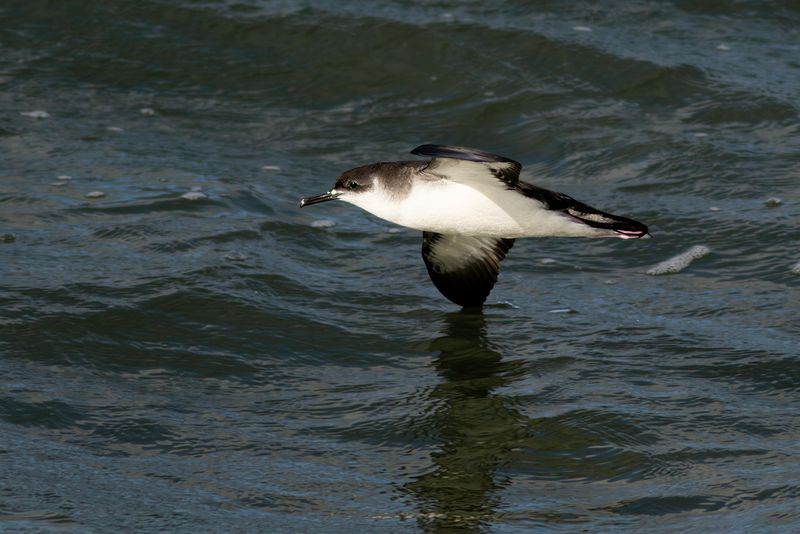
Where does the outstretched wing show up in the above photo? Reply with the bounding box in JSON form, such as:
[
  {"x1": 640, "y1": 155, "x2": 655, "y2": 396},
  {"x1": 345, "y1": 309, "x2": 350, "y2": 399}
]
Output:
[
  {"x1": 411, "y1": 144, "x2": 522, "y2": 188},
  {"x1": 421, "y1": 232, "x2": 515, "y2": 307},
  {"x1": 413, "y1": 144, "x2": 649, "y2": 239},
  {"x1": 412, "y1": 144, "x2": 649, "y2": 239},
  {"x1": 516, "y1": 182, "x2": 650, "y2": 238}
]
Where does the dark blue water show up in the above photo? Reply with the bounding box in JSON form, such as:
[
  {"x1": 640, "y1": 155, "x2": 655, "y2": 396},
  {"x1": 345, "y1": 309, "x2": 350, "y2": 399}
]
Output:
[{"x1": 1, "y1": 1, "x2": 799, "y2": 531}]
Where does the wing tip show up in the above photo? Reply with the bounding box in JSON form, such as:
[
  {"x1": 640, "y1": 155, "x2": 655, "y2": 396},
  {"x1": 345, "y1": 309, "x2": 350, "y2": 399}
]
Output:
[
  {"x1": 564, "y1": 204, "x2": 649, "y2": 238},
  {"x1": 411, "y1": 144, "x2": 518, "y2": 165},
  {"x1": 613, "y1": 227, "x2": 651, "y2": 239},
  {"x1": 421, "y1": 232, "x2": 515, "y2": 308}
]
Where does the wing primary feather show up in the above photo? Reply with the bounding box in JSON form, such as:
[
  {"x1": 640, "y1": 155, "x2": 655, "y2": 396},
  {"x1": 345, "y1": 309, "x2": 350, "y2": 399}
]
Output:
[
  {"x1": 516, "y1": 182, "x2": 649, "y2": 237},
  {"x1": 411, "y1": 144, "x2": 520, "y2": 165},
  {"x1": 421, "y1": 232, "x2": 515, "y2": 307}
]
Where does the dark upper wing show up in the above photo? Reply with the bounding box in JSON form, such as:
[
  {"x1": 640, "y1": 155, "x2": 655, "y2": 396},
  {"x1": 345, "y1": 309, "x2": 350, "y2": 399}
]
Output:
[
  {"x1": 421, "y1": 232, "x2": 515, "y2": 307},
  {"x1": 411, "y1": 144, "x2": 522, "y2": 187},
  {"x1": 411, "y1": 144, "x2": 519, "y2": 165}
]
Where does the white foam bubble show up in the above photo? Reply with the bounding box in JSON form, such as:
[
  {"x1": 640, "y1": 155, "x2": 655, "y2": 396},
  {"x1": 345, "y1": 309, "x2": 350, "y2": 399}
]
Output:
[
  {"x1": 261, "y1": 165, "x2": 281, "y2": 171},
  {"x1": 85, "y1": 191, "x2": 106, "y2": 199},
  {"x1": 709, "y1": 206, "x2": 721, "y2": 212},
  {"x1": 140, "y1": 107, "x2": 156, "y2": 116},
  {"x1": 56, "y1": 175, "x2": 72, "y2": 181},
  {"x1": 107, "y1": 126, "x2": 124, "y2": 133},
  {"x1": 548, "y1": 308, "x2": 575, "y2": 314},
  {"x1": 311, "y1": 219, "x2": 336, "y2": 228},
  {"x1": 539, "y1": 258, "x2": 557, "y2": 265},
  {"x1": 694, "y1": 132, "x2": 709, "y2": 138},
  {"x1": 765, "y1": 197, "x2": 782, "y2": 207},
  {"x1": 716, "y1": 44, "x2": 731, "y2": 51},
  {"x1": 20, "y1": 110, "x2": 50, "y2": 119},
  {"x1": 647, "y1": 245, "x2": 710, "y2": 275},
  {"x1": 181, "y1": 191, "x2": 208, "y2": 201},
  {"x1": 791, "y1": 261, "x2": 800, "y2": 275},
  {"x1": 225, "y1": 252, "x2": 247, "y2": 262},
  {"x1": 572, "y1": 26, "x2": 592, "y2": 32}
]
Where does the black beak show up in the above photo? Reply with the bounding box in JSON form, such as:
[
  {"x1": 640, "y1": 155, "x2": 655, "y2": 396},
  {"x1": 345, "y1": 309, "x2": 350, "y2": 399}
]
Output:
[{"x1": 299, "y1": 190, "x2": 339, "y2": 208}]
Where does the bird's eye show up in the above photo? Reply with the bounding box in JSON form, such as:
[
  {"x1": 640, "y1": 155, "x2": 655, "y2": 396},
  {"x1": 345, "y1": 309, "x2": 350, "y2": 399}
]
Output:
[{"x1": 348, "y1": 181, "x2": 359, "y2": 190}]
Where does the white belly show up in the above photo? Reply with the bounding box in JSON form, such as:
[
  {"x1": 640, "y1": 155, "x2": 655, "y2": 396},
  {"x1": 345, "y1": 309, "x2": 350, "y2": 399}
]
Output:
[{"x1": 346, "y1": 180, "x2": 600, "y2": 238}]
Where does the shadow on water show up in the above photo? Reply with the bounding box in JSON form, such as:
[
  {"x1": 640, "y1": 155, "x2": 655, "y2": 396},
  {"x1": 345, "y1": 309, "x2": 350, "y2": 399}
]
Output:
[{"x1": 402, "y1": 309, "x2": 530, "y2": 532}]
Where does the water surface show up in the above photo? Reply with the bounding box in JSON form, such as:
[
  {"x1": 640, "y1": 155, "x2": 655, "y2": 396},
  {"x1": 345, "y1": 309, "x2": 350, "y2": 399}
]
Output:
[{"x1": 1, "y1": 0, "x2": 799, "y2": 531}]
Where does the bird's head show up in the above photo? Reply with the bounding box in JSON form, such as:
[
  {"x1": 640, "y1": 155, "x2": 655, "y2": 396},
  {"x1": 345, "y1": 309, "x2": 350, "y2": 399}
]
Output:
[{"x1": 299, "y1": 164, "x2": 380, "y2": 208}]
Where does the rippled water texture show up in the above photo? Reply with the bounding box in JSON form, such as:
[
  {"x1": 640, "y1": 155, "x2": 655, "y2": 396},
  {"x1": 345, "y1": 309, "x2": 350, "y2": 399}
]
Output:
[{"x1": 1, "y1": 1, "x2": 799, "y2": 531}]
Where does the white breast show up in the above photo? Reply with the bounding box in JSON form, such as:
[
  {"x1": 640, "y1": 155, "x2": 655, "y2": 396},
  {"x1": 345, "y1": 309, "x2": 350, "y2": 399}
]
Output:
[{"x1": 343, "y1": 178, "x2": 601, "y2": 238}]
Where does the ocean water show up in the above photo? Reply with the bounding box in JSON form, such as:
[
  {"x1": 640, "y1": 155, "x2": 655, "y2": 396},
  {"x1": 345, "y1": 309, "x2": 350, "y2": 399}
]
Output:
[{"x1": 1, "y1": 1, "x2": 799, "y2": 531}]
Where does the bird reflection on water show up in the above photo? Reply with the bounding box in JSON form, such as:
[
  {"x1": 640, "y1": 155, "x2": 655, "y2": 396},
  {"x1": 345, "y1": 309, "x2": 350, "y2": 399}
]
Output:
[
  {"x1": 402, "y1": 309, "x2": 530, "y2": 531},
  {"x1": 400, "y1": 309, "x2": 663, "y2": 530}
]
